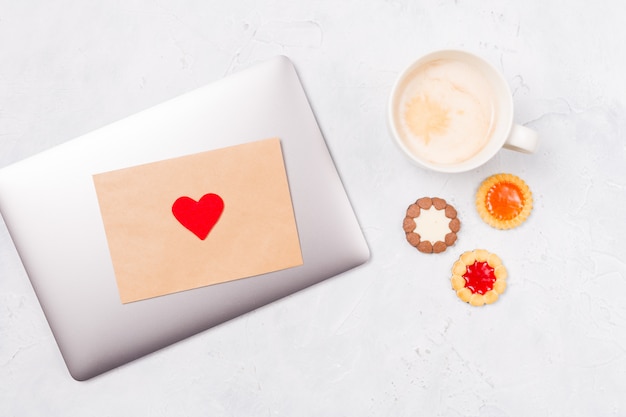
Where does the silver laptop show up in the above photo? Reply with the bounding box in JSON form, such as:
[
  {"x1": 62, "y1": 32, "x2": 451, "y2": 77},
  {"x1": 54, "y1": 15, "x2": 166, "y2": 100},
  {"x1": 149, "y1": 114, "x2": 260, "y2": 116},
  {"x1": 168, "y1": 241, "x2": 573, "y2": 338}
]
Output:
[{"x1": 0, "y1": 56, "x2": 369, "y2": 380}]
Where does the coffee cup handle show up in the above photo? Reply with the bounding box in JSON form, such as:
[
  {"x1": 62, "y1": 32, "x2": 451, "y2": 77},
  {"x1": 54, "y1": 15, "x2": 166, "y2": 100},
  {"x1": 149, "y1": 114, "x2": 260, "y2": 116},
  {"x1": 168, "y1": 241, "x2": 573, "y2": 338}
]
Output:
[{"x1": 503, "y1": 124, "x2": 539, "y2": 154}]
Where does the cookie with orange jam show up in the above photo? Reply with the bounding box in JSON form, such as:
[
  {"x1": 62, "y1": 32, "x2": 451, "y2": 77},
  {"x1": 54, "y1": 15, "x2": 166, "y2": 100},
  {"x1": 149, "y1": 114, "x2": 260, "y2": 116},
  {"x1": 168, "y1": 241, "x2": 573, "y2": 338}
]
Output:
[
  {"x1": 451, "y1": 249, "x2": 507, "y2": 306},
  {"x1": 476, "y1": 173, "x2": 532, "y2": 230}
]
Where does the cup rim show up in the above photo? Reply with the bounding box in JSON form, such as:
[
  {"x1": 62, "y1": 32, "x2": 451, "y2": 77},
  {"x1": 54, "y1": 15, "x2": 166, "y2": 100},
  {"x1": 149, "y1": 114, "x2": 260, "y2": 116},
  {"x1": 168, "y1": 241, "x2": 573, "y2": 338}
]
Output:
[{"x1": 387, "y1": 49, "x2": 514, "y2": 173}]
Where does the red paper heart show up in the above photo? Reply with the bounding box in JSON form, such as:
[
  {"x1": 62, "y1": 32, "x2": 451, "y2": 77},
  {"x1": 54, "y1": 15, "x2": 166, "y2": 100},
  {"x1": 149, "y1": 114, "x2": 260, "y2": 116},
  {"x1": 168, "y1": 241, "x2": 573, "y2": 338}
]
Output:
[{"x1": 171, "y1": 193, "x2": 224, "y2": 240}]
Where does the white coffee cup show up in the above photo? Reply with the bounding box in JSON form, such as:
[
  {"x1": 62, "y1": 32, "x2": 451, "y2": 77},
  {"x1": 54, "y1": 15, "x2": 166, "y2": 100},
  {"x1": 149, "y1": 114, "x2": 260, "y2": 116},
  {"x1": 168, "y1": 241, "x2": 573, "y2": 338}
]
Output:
[{"x1": 388, "y1": 50, "x2": 538, "y2": 173}]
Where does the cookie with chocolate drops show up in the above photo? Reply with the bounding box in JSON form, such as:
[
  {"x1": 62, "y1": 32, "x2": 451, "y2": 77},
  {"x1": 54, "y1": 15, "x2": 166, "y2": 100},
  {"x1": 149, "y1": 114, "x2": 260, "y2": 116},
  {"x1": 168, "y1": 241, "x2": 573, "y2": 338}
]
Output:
[
  {"x1": 451, "y1": 249, "x2": 507, "y2": 306},
  {"x1": 403, "y1": 197, "x2": 460, "y2": 253}
]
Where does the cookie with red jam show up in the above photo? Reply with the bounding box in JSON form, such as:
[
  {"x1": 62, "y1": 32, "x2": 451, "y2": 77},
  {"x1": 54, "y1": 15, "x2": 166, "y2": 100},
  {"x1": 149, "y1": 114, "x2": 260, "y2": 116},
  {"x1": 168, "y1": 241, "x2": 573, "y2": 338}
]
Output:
[{"x1": 451, "y1": 249, "x2": 507, "y2": 306}]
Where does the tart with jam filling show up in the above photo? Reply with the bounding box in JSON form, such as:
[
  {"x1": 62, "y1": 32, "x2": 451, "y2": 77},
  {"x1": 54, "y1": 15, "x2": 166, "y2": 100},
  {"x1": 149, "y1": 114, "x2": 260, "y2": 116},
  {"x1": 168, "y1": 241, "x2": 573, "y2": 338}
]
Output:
[
  {"x1": 451, "y1": 249, "x2": 507, "y2": 306},
  {"x1": 476, "y1": 173, "x2": 532, "y2": 230}
]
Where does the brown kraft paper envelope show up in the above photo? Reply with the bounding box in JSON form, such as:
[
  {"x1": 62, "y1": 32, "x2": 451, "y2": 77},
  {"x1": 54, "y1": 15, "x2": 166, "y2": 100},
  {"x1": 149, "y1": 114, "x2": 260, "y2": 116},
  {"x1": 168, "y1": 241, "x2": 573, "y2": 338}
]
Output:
[{"x1": 93, "y1": 138, "x2": 303, "y2": 303}]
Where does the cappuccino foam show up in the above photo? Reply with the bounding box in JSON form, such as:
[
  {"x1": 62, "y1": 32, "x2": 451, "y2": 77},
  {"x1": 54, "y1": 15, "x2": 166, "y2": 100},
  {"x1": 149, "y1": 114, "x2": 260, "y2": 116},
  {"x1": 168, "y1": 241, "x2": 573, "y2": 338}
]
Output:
[{"x1": 395, "y1": 58, "x2": 497, "y2": 166}]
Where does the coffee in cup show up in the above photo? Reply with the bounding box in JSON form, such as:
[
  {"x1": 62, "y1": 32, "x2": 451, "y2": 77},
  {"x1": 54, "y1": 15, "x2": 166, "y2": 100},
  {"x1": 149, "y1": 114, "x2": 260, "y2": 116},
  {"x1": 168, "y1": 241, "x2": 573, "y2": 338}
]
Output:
[{"x1": 388, "y1": 50, "x2": 538, "y2": 173}]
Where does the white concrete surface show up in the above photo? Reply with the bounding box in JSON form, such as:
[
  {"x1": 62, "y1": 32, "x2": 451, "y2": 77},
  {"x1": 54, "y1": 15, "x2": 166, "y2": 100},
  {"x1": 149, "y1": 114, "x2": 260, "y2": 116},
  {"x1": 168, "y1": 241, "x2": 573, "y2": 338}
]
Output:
[{"x1": 2, "y1": 1, "x2": 626, "y2": 416}]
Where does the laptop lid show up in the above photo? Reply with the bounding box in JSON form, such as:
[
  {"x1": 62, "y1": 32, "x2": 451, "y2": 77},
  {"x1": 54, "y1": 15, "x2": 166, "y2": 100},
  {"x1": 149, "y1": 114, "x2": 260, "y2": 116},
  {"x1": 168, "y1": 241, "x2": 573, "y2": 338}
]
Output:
[{"x1": 0, "y1": 56, "x2": 369, "y2": 380}]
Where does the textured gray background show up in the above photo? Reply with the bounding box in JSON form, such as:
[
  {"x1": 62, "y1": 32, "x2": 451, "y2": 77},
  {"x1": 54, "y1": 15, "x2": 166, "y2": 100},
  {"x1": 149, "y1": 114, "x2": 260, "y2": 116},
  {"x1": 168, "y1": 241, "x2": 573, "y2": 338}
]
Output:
[{"x1": 2, "y1": 1, "x2": 626, "y2": 416}]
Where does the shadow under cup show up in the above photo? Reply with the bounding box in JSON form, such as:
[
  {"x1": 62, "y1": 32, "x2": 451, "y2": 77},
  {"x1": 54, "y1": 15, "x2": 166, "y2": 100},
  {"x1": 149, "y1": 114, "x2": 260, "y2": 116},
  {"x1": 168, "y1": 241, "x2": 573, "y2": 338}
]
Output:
[{"x1": 388, "y1": 50, "x2": 515, "y2": 173}]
